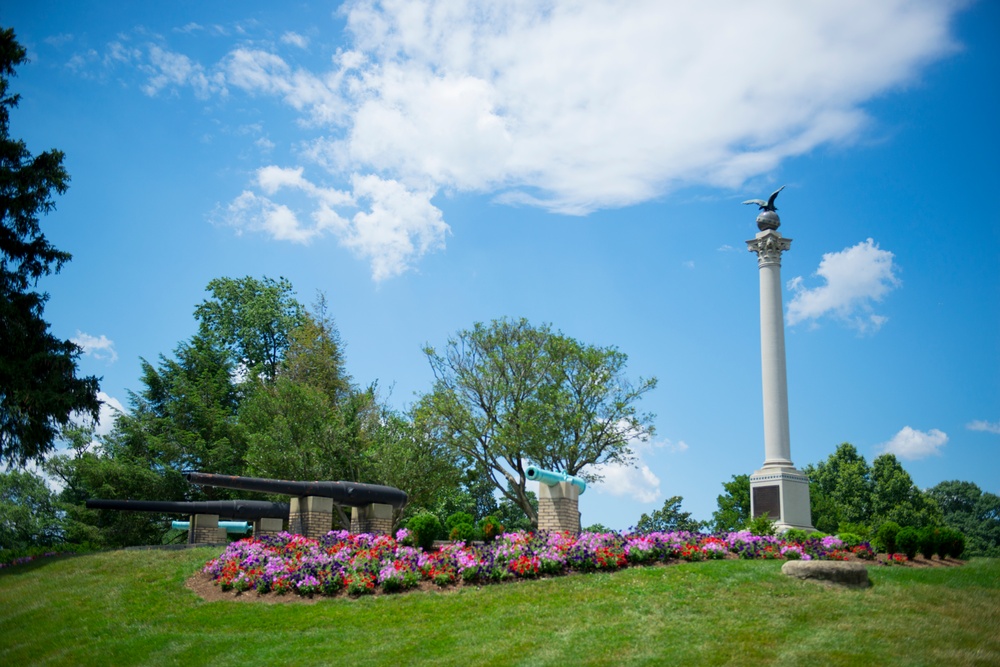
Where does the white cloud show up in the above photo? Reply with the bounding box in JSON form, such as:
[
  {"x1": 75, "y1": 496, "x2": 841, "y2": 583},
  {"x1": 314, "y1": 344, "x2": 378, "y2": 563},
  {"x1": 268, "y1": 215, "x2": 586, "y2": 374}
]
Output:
[
  {"x1": 281, "y1": 32, "x2": 310, "y2": 49},
  {"x1": 71, "y1": 331, "x2": 118, "y2": 363},
  {"x1": 95, "y1": 392, "x2": 125, "y2": 437},
  {"x1": 590, "y1": 462, "x2": 662, "y2": 504},
  {"x1": 786, "y1": 238, "x2": 900, "y2": 332},
  {"x1": 878, "y1": 426, "x2": 948, "y2": 460},
  {"x1": 119, "y1": 1, "x2": 964, "y2": 279},
  {"x1": 589, "y1": 434, "x2": 688, "y2": 503},
  {"x1": 967, "y1": 420, "x2": 1000, "y2": 435}
]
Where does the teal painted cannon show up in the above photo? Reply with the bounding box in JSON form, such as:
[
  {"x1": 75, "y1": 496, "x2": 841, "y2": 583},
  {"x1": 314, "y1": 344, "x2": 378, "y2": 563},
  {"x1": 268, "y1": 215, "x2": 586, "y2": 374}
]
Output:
[
  {"x1": 526, "y1": 465, "x2": 586, "y2": 494},
  {"x1": 171, "y1": 520, "x2": 251, "y2": 534}
]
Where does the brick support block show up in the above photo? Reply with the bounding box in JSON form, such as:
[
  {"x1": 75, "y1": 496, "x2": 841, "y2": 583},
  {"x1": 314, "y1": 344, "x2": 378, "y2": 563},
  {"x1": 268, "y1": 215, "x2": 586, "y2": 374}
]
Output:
[
  {"x1": 189, "y1": 514, "x2": 221, "y2": 544},
  {"x1": 288, "y1": 496, "x2": 334, "y2": 539},
  {"x1": 537, "y1": 482, "x2": 581, "y2": 534},
  {"x1": 254, "y1": 517, "x2": 285, "y2": 537},
  {"x1": 351, "y1": 503, "x2": 394, "y2": 535}
]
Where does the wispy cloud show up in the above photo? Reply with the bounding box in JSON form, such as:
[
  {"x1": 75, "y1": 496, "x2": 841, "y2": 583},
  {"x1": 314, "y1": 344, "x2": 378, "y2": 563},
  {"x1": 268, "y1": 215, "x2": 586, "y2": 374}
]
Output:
[
  {"x1": 107, "y1": 1, "x2": 964, "y2": 280},
  {"x1": 786, "y1": 239, "x2": 900, "y2": 333},
  {"x1": 590, "y1": 434, "x2": 688, "y2": 503},
  {"x1": 878, "y1": 426, "x2": 948, "y2": 460},
  {"x1": 967, "y1": 420, "x2": 1000, "y2": 435},
  {"x1": 71, "y1": 331, "x2": 118, "y2": 363}
]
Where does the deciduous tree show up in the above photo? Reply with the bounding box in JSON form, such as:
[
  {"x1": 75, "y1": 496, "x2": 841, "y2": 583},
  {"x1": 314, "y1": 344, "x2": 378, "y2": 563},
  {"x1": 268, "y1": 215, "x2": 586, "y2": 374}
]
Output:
[
  {"x1": 417, "y1": 318, "x2": 657, "y2": 527},
  {"x1": 711, "y1": 474, "x2": 750, "y2": 533}
]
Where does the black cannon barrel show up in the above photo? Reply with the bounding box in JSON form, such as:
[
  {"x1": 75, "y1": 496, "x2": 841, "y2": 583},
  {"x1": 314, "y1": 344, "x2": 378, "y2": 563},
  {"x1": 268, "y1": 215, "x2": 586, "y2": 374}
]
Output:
[
  {"x1": 85, "y1": 498, "x2": 289, "y2": 520},
  {"x1": 183, "y1": 472, "x2": 408, "y2": 509}
]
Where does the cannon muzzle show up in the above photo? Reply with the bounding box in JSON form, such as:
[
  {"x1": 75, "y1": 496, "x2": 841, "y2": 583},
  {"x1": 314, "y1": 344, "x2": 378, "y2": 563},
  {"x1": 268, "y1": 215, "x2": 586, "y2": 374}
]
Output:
[
  {"x1": 85, "y1": 498, "x2": 289, "y2": 520},
  {"x1": 183, "y1": 472, "x2": 408, "y2": 509},
  {"x1": 526, "y1": 466, "x2": 587, "y2": 494}
]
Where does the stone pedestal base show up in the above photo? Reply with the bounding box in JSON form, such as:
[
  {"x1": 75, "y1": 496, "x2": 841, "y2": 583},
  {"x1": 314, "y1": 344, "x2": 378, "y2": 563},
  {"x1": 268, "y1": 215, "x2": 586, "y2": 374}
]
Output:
[
  {"x1": 189, "y1": 514, "x2": 224, "y2": 544},
  {"x1": 254, "y1": 517, "x2": 285, "y2": 538},
  {"x1": 537, "y1": 482, "x2": 581, "y2": 534},
  {"x1": 351, "y1": 503, "x2": 394, "y2": 535},
  {"x1": 749, "y1": 466, "x2": 814, "y2": 533},
  {"x1": 289, "y1": 496, "x2": 334, "y2": 539}
]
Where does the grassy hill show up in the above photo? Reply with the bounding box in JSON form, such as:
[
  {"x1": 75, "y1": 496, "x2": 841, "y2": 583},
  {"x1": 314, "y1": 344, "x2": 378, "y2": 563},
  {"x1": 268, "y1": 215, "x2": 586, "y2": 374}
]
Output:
[{"x1": 2, "y1": 548, "x2": 998, "y2": 666}]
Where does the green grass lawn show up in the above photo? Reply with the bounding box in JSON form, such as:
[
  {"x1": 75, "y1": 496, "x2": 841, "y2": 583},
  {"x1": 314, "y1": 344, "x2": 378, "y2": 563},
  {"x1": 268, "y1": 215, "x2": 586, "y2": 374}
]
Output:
[{"x1": 2, "y1": 548, "x2": 998, "y2": 666}]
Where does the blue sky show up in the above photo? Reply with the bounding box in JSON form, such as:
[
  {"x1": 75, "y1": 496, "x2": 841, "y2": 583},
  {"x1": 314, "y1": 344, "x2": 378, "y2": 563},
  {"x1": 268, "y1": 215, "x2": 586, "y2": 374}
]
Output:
[{"x1": 5, "y1": 1, "x2": 998, "y2": 529}]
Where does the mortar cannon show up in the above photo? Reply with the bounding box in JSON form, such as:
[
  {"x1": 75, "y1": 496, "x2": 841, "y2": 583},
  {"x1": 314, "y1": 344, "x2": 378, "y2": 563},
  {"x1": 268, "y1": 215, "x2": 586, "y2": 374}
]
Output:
[{"x1": 526, "y1": 465, "x2": 587, "y2": 494}]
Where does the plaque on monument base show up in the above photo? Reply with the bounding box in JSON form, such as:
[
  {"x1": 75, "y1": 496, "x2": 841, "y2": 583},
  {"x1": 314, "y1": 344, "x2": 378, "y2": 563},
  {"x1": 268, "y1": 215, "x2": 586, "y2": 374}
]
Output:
[{"x1": 748, "y1": 467, "x2": 814, "y2": 533}]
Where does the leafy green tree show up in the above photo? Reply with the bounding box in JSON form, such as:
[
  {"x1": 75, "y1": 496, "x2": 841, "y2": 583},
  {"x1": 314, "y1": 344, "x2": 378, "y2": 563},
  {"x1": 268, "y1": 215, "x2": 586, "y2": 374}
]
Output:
[
  {"x1": 804, "y1": 443, "x2": 873, "y2": 533},
  {"x1": 635, "y1": 496, "x2": 703, "y2": 533},
  {"x1": 927, "y1": 480, "x2": 1000, "y2": 557},
  {"x1": 417, "y1": 317, "x2": 656, "y2": 527},
  {"x1": 363, "y1": 410, "x2": 463, "y2": 527},
  {"x1": 0, "y1": 28, "x2": 99, "y2": 466},
  {"x1": 0, "y1": 468, "x2": 64, "y2": 550},
  {"x1": 194, "y1": 276, "x2": 305, "y2": 383},
  {"x1": 870, "y1": 454, "x2": 941, "y2": 529},
  {"x1": 711, "y1": 474, "x2": 750, "y2": 533}
]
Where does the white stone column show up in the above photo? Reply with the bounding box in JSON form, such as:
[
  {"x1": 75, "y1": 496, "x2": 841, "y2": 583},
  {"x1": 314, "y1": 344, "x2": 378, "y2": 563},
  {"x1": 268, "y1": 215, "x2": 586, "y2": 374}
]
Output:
[
  {"x1": 748, "y1": 230, "x2": 794, "y2": 469},
  {"x1": 745, "y1": 217, "x2": 814, "y2": 533}
]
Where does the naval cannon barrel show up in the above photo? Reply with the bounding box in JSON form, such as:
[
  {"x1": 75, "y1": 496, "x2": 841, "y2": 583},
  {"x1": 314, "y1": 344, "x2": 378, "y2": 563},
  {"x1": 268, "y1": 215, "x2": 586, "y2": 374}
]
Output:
[
  {"x1": 171, "y1": 520, "x2": 251, "y2": 534},
  {"x1": 85, "y1": 498, "x2": 289, "y2": 520},
  {"x1": 183, "y1": 472, "x2": 408, "y2": 509},
  {"x1": 526, "y1": 465, "x2": 587, "y2": 494}
]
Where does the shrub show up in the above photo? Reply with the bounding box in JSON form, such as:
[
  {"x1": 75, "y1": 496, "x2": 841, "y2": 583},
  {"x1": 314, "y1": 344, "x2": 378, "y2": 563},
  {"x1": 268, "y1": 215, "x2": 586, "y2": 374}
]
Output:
[
  {"x1": 837, "y1": 533, "x2": 864, "y2": 548},
  {"x1": 449, "y1": 522, "x2": 478, "y2": 545},
  {"x1": 406, "y1": 512, "x2": 443, "y2": 551},
  {"x1": 807, "y1": 531, "x2": 827, "y2": 540},
  {"x1": 478, "y1": 515, "x2": 504, "y2": 543},
  {"x1": 875, "y1": 521, "x2": 901, "y2": 555},
  {"x1": 783, "y1": 529, "x2": 809, "y2": 543},
  {"x1": 445, "y1": 512, "x2": 476, "y2": 534},
  {"x1": 935, "y1": 528, "x2": 954, "y2": 559},
  {"x1": 918, "y1": 527, "x2": 940, "y2": 560},
  {"x1": 896, "y1": 527, "x2": 920, "y2": 560},
  {"x1": 945, "y1": 529, "x2": 966, "y2": 559},
  {"x1": 746, "y1": 513, "x2": 776, "y2": 537}
]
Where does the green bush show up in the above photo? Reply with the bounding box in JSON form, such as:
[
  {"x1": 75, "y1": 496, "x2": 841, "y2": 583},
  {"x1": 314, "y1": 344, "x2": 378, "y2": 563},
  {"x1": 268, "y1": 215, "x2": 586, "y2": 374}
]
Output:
[
  {"x1": 875, "y1": 521, "x2": 901, "y2": 554},
  {"x1": 783, "y1": 529, "x2": 809, "y2": 543},
  {"x1": 896, "y1": 527, "x2": 920, "y2": 560},
  {"x1": 746, "y1": 513, "x2": 776, "y2": 537},
  {"x1": 448, "y1": 522, "x2": 478, "y2": 545},
  {"x1": 935, "y1": 528, "x2": 954, "y2": 559},
  {"x1": 946, "y1": 529, "x2": 966, "y2": 559},
  {"x1": 837, "y1": 533, "x2": 864, "y2": 548},
  {"x1": 406, "y1": 512, "x2": 443, "y2": 551},
  {"x1": 445, "y1": 512, "x2": 476, "y2": 533},
  {"x1": 478, "y1": 515, "x2": 505, "y2": 543},
  {"x1": 837, "y1": 522, "x2": 871, "y2": 540},
  {"x1": 807, "y1": 531, "x2": 827, "y2": 540},
  {"x1": 918, "y1": 527, "x2": 940, "y2": 560}
]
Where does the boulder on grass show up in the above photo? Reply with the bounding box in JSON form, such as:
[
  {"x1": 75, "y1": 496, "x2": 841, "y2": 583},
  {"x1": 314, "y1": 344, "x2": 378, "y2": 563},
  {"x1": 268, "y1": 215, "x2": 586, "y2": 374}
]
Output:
[{"x1": 781, "y1": 560, "x2": 870, "y2": 588}]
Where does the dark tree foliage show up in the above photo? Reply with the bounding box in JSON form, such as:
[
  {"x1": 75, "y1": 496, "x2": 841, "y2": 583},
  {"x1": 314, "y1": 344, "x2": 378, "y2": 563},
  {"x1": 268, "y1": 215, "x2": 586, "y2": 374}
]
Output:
[
  {"x1": 635, "y1": 495, "x2": 703, "y2": 533},
  {"x1": 0, "y1": 28, "x2": 99, "y2": 465},
  {"x1": 927, "y1": 480, "x2": 1000, "y2": 558},
  {"x1": 711, "y1": 474, "x2": 750, "y2": 533}
]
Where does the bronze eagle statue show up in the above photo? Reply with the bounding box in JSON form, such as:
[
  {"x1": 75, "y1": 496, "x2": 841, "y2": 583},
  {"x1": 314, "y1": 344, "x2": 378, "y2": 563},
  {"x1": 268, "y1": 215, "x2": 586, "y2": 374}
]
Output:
[{"x1": 742, "y1": 185, "x2": 785, "y2": 212}]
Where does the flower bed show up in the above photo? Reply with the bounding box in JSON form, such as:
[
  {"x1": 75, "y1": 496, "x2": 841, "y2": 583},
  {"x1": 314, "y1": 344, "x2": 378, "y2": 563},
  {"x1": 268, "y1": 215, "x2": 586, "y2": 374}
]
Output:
[{"x1": 201, "y1": 529, "x2": 892, "y2": 598}]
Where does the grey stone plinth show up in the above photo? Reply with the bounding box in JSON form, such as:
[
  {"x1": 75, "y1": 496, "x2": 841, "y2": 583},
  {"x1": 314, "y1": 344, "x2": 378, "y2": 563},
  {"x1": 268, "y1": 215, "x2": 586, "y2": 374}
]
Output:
[
  {"x1": 781, "y1": 561, "x2": 870, "y2": 588},
  {"x1": 537, "y1": 481, "x2": 581, "y2": 534},
  {"x1": 351, "y1": 503, "x2": 394, "y2": 535},
  {"x1": 749, "y1": 467, "x2": 814, "y2": 532}
]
